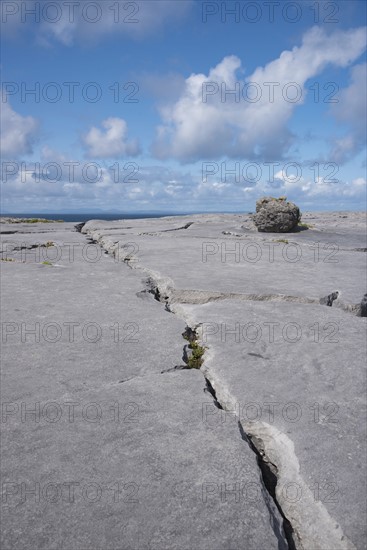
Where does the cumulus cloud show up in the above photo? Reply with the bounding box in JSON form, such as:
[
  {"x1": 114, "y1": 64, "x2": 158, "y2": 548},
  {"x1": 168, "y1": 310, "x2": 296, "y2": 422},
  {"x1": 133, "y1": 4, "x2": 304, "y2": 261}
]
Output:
[
  {"x1": 1, "y1": 151, "x2": 365, "y2": 212},
  {"x1": 152, "y1": 26, "x2": 366, "y2": 163},
  {"x1": 329, "y1": 63, "x2": 367, "y2": 163},
  {"x1": 195, "y1": 172, "x2": 366, "y2": 212},
  {"x1": 298, "y1": 176, "x2": 366, "y2": 198},
  {"x1": 82, "y1": 118, "x2": 140, "y2": 158},
  {"x1": 0, "y1": 157, "x2": 198, "y2": 212},
  {"x1": 258, "y1": 168, "x2": 366, "y2": 198},
  {"x1": 0, "y1": 102, "x2": 38, "y2": 157}
]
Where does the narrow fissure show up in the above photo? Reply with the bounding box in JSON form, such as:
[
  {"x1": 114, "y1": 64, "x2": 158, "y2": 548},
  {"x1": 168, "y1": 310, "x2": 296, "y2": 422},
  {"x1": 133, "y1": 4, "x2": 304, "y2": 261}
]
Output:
[
  {"x1": 86, "y1": 232, "x2": 363, "y2": 317},
  {"x1": 239, "y1": 425, "x2": 297, "y2": 550},
  {"x1": 139, "y1": 222, "x2": 194, "y2": 235},
  {"x1": 203, "y1": 377, "x2": 223, "y2": 410},
  {"x1": 146, "y1": 277, "x2": 171, "y2": 306},
  {"x1": 319, "y1": 290, "x2": 339, "y2": 306},
  {"x1": 359, "y1": 293, "x2": 367, "y2": 317},
  {"x1": 146, "y1": 282, "x2": 362, "y2": 316},
  {"x1": 74, "y1": 222, "x2": 86, "y2": 232},
  {"x1": 132, "y1": 257, "x2": 301, "y2": 546},
  {"x1": 81, "y1": 230, "x2": 335, "y2": 549},
  {"x1": 204, "y1": 375, "x2": 295, "y2": 549}
]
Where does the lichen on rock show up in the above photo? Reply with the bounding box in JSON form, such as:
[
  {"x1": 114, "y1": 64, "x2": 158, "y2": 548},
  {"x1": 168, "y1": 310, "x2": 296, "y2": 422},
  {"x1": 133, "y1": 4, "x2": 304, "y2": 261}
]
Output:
[{"x1": 253, "y1": 196, "x2": 301, "y2": 233}]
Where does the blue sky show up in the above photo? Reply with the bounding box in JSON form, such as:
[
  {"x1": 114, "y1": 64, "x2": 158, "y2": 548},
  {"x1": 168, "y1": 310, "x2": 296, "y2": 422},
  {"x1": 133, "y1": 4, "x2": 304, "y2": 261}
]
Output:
[{"x1": 1, "y1": 0, "x2": 366, "y2": 213}]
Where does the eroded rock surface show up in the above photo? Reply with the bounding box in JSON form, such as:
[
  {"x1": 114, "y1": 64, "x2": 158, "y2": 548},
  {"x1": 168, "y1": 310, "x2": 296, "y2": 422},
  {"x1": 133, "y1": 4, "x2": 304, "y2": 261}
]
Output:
[
  {"x1": 1, "y1": 221, "x2": 283, "y2": 550},
  {"x1": 253, "y1": 197, "x2": 301, "y2": 232},
  {"x1": 1, "y1": 212, "x2": 366, "y2": 549}
]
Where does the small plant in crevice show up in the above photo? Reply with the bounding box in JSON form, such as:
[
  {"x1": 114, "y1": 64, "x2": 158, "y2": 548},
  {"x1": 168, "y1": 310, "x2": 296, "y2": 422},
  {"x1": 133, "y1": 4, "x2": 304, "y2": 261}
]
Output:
[
  {"x1": 187, "y1": 340, "x2": 206, "y2": 369},
  {"x1": 274, "y1": 238, "x2": 289, "y2": 244},
  {"x1": 182, "y1": 326, "x2": 206, "y2": 369},
  {"x1": 42, "y1": 260, "x2": 53, "y2": 266}
]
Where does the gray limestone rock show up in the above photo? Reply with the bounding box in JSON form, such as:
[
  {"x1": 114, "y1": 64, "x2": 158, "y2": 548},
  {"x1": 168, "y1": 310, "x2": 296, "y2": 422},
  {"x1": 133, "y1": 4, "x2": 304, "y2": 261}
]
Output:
[
  {"x1": 180, "y1": 299, "x2": 367, "y2": 550},
  {"x1": 360, "y1": 293, "x2": 367, "y2": 317},
  {"x1": 253, "y1": 197, "x2": 301, "y2": 232},
  {"x1": 1, "y1": 213, "x2": 366, "y2": 550},
  {"x1": 79, "y1": 211, "x2": 366, "y2": 549},
  {"x1": 1, "y1": 221, "x2": 283, "y2": 550}
]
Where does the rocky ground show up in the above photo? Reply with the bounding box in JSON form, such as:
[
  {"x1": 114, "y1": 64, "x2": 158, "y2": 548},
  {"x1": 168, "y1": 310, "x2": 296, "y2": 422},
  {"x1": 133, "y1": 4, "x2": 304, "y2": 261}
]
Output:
[{"x1": 1, "y1": 212, "x2": 366, "y2": 550}]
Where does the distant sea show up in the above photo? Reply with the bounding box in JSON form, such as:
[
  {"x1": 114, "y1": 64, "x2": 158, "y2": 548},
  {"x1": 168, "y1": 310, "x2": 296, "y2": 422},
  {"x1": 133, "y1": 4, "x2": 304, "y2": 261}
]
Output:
[
  {"x1": 1, "y1": 212, "x2": 246, "y2": 223},
  {"x1": 1, "y1": 212, "x2": 198, "y2": 223}
]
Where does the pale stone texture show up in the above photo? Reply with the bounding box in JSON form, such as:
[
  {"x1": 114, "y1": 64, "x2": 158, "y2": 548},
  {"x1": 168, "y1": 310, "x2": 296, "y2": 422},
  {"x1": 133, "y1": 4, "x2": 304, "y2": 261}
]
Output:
[
  {"x1": 1, "y1": 222, "x2": 283, "y2": 550},
  {"x1": 79, "y1": 211, "x2": 366, "y2": 549},
  {"x1": 253, "y1": 197, "x2": 301, "y2": 232}
]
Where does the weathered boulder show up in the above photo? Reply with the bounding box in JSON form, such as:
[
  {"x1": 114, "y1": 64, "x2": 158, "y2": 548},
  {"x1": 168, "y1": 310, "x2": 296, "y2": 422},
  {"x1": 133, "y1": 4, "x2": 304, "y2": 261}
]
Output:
[{"x1": 253, "y1": 196, "x2": 301, "y2": 232}]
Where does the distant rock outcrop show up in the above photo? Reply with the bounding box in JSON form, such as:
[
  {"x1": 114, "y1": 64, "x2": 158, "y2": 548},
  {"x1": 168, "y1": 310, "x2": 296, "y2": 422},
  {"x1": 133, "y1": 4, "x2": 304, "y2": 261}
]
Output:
[{"x1": 253, "y1": 196, "x2": 301, "y2": 232}]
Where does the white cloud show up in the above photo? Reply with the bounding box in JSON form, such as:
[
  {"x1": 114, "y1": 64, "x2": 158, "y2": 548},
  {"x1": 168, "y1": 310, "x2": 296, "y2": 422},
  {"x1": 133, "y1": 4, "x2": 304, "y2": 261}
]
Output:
[
  {"x1": 1, "y1": 152, "x2": 365, "y2": 213},
  {"x1": 82, "y1": 118, "x2": 140, "y2": 158},
  {"x1": 329, "y1": 63, "x2": 367, "y2": 163},
  {"x1": 265, "y1": 169, "x2": 366, "y2": 198},
  {"x1": 302, "y1": 176, "x2": 367, "y2": 197},
  {"x1": 0, "y1": 156, "x2": 198, "y2": 211},
  {"x1": 0, "y1": 102, "x2": 38, "y2": 157},
  {"x1": 152, "y1": 26, "x2": 366, "y2": 163}
]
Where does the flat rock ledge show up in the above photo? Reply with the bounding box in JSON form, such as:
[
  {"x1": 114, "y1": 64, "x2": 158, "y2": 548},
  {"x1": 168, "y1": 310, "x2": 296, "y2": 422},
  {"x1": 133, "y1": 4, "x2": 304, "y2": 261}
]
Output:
[{"x1": 1, "y1": 211, "x2": 366, "y2": 550}]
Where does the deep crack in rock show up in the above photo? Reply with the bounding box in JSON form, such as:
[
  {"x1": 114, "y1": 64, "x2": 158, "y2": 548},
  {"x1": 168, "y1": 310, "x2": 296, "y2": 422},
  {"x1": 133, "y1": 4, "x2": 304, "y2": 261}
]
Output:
[
  {"x1": 83, "y1": 226, "x2": 363, "y2": 316},
  {"x1": 74, "y1": 222, "x2": 86, "y2": 232},
  {"x1": 139, "y1": 222, "x2": 194, "y2": 235},
  {"x1": 80, "y1": 226, "x2": 360, "y2": 549},
  {"x1": 203, "y1": 377, "x2": 223, "y2": 410},
  {"x1": 144, "y1": 277, "x2": 172, "y2": 309},
  {"x1": 243, "y1": 427, "x2": 296, "y2": 550},
  {"x1": 160, "y1": 365, "x2": 188, "y2": 374},
  {"x1": 320, "y1": 290, "x2": 339, "y2": 306},
  {"x1": 359, "y1": 293, "x2": 367, "y2": 317},
  {"x1": 203, "y1": 377, "x2": 290, "y2": 549}
]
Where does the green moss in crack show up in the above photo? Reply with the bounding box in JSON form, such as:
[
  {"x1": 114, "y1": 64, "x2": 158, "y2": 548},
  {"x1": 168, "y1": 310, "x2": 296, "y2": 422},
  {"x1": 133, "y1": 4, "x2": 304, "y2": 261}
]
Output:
[
  {"x1": 187, "y1": 341, "x2": 206, "y2": 369},
  {"x1": 183, "y1": 328, "x2": 206, "y2": 369}
]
